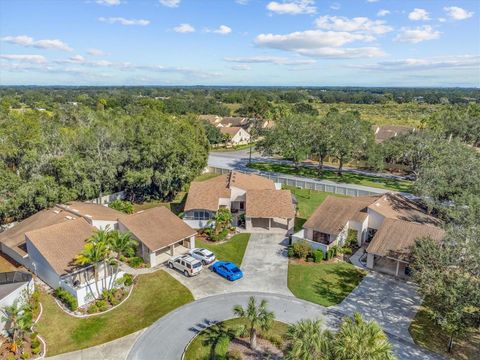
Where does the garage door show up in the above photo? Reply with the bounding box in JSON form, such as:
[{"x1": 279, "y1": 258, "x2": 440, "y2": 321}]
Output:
[{"x1": 251, "y1": 218, "x2": 269, "y2": 229}]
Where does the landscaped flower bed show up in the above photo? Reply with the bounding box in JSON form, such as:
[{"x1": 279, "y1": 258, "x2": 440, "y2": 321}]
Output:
[{"x1": 0, "y1": 331, "x2": 43, "y2": 360}]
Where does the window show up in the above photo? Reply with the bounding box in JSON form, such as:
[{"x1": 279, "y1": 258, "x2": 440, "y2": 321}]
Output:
[
  {"x1": 313, "y1": 231, "x2": 330, "y2": 244},
  {"x1": 239, "y1": 202, "x2": 245, "y2": 210}
]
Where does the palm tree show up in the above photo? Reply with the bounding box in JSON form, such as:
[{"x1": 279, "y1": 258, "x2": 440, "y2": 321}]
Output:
[
  {"x1": 75, "y1": 229, "x2": 109, "y2": 298},
  {"x1": 333, "y1": 312, "x2": 395, "y2": 360},
  {"x1": 107, "y1": 230, "x2": 137, "y2": 286},
  {"x1": 1, "y1": 301, "x2": 33, "y2": 354},
  {"x1": 201, "y1": 323, "x2": 237, "y2": 360},
  {"x1": 232, "y1": 296, "x2": 275, "y2": 350},
  {"x1": 285, "y1": 319, "x2": 333, "y2": 360}
]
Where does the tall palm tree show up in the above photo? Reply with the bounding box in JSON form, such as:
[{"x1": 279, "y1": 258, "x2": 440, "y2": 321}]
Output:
[
  {"x1": 285, "y1": 319, "x2": 333, "y2": 360},
  {"x1": 232, "y1": 296, "x2": 275, "y2": 350},
  {"x1": 201, "y1": 323, "x2": 237, "y2": 360},
  {"x1": 107, "y1": 230, "x2": 137, "y2": 286},
  {"x1": 75, "y1": 229, "x2": 109, "y2": 298},
  {"x1": 333, "y1": 312, "x2": 395, "y2": 360},
  {"x1": 1, "y1": 301, "x2": 33, "y2": 353}
]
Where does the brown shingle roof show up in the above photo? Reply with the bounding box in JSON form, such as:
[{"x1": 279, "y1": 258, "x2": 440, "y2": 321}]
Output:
[
  {"x1": 304, "y1": 196, "x2": 379, "y2": 235},
  {"x1": 366, "y1": 218, "x2": 445, "y2": 261},
  {"x1": 367, "y1": 193, "x2": 440, "y2": 226},
  {"x1": 220, "y1": 127, "x2": 244, "y2": 136},
  {"x1": 228, "y1": 171, "x2": 275, "y2": 191},
  {"x1": 57, "y1": 202, "x2": 123, "y2": 221},
  {"x1": 246, "y1": 190, "x2": 295, "y2": 219},
  {"x1": 0, "y1": 207, "x2": 75, "y2": 258},
  {"x1": 119, "y1": 207, "x2": 196, "y2": 252},
  {"x1": 26, "y1": 218, "x2": 93, "y2": 275}
]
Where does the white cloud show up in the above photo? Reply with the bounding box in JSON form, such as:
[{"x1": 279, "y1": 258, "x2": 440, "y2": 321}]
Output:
[
  {"x1": 266, "y1": 0, "x2": 316, "y2": 15},
  {"x1": 159, "y1": 0, "x2": 180, "y2": 7},
  {"x1": 206, "y1": 25, "x2": 232, "y2": 35},
  {"x1": 174, "y1": 23, "x2": 195, "y2": 33},
  {"x1": 438, "y1": 18, "x2": 447, "y2": 23},
  {"x1": 224, "y1": 56, "x2": 316, "y2": 65},
  {"x1": 235, "y1": 0, "x2": 249, "y2": 4},
  {"x1": 87, "y1": 48, "x2": 106, "y2": 56},
  {"x1": 354, "y1": 55, "x2": 480, "y2": 71},
  {"x1": 408, "y1": 8, "x2": 430, "y2": 21},
  {"x1": 98, "y1": 17, "x2": 150, "y2": 26},
  {"x1": 0, "y1": 54, "x2": 47, "y2": 63},
  {"x1": 330, "y1": 2, "x2": 341, "y2": 11},
  {"x1": 377, "y1": 9, "x2": 390, "y2": 17},
  {"x1": 366, "y1": 0, "x2": 379, "y2": 2},
  {"x1": 1, "y1": 35, "x2": 73, "y2": 51},
  {"x1": 96, "y1": 0, "x2": 121, "y2": 6},
  {"x1": 444, "y1": 6, "x2": 474, "y2": 21},
  {"x1": 395, "y1": 25, "x2": 440, "y2": 43},
  {"x1": 231, "y1": 64, "x2": 251, "y2": 71},
  {"x1": 255, "y1": 30, "x2": 384, "y2": 58},
  {"x1": 315, "y1": 15, "x2": 393, "y2": 34}
]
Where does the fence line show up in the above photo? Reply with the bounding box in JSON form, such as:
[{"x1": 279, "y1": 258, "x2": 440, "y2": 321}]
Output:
[{"x1": 207, "y1": 166, "x2": 388, "y2": 197}]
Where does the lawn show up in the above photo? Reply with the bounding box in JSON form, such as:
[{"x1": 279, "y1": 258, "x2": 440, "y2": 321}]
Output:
[
  {"x1": 36, "y1": 270, "x2": 194, "y2": 356},
  {"x1": 288, "y1": 261, "x2": 366, "y2": 307},
  {"x1": 196, "y1": 233, "x2": 250, "y2": 266},
  {"x1": 409, "y1": 306, "x2": 480, "y2": 360},
  {"x1": 248, "y1": 162, "x2": 413, "y2": 193},
  {"x1": 284, "y1": 185, "x2": 347, "y2": 231},
  {"x1": 184, "y1": 318, "x2": 288, "y2": 360}
]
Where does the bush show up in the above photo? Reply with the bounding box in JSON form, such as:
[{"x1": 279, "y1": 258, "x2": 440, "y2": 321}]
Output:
[
  {"x1": 341, "y1": 246, "x2": 352, "y2": 255},
  {"x1": 119, "y1": 273, "x2": 134, "y2": 287},
  {"x1": 127, "y1": 256, "x2": 144, "y2": 268},
  {"x1": 292, "y1": 240, "x2": 313, "y2": 259},
  {"x1": 55, "y1": 288, "x2": 78, "y2": 311},
  {"x1": 87, "y1": 304, "x2": 99, "y2": 314},
  {"x1": 7, "y1": 355, "x2": 15, "y2": 360},
  {"x1": 20, "y1": 352, "x2": 30, "y2": 359},
  {"x1": 29, "y1": 332, "x2": 37, "y2": 341},
  {"x1": 95, "y1": 299, "x2": 109, "y2": 312},
  {"x1": 108, "y1": 199, "x2": 134, "y2": 214},
  {"x1": 314, "y1": 249, "x2": 324, "y2": 262},
  {"x1": 265, "y1": 334, "x2": 283, "y2": 348},
  {"x1": 287, "y1": 245, "x2": 294, "y2": 258},
  {"x1": 227, "y1": 349, "x2": 243, "y2": 360},
  {"x1": 32, "y1": 346, "x2": 41, "y2": 355},
  {"x1": 30, "y1": 338, "x2": 40, "y2": 349},
  {"x1": 331, "y1": 245, "x2": 338, "y2": 257}
]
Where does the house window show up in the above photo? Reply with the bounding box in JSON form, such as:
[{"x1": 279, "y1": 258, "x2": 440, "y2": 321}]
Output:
[
  {"x1": 193, "y1": 211, "x2": 211, "y2": 220},
  {"x1": 313, "y1": 231, "x2": 330, "y2": 244},
  {"x1": 239, "y1": 202, "x2": 245, "y2": 210}
]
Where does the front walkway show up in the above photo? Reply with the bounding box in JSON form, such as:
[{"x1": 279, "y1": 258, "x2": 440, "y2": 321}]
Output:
[{"x1": 334, "y1": 271, "x2": 421, "y2": 343}]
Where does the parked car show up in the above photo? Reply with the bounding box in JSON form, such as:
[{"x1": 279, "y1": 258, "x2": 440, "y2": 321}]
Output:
[
  {"x1": 189, "y1": 248, "x2": 216, "y2": 265},
  {"x1": 211, "y1": 261, "x2": 243, "y2": 281},
  {"x1": 167, "y1": 255, "x2": 203, "y2": 277}
]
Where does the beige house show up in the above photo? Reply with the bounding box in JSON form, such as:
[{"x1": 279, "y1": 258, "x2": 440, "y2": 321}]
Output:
[
  {"x1": 292, "y1": 193, "x2": 444, "y2": 277},
  {"x1": 372, "y1": 125, "x2": 416, "y2": 144},
  {"x1": 220, "y1": 127, "x2": 251, "y2": 145},
  {"x1": 118, "y1": 207, "x2": 196, "y2": 267},
  {"x1": 184, "y1": 171, "x2": 295, "y2": 234}
]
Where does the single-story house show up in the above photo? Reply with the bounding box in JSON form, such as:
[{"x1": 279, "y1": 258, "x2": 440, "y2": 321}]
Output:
[
  {"x1": 118, "y1": 207, "x2": 196, "y2": 267},
  {"x1": 372, "y1": 125, "x2": 416, "y2": 144},
  {"x1": 292, "y1": 193, "x2": 444, "y2": 277},
  {"x1": 220, "y1": 127, "x2": 251, "y2": 145},
  {"x1": 26, "y1": 218, "x2": 122, "y2": 306},
  {"x1": 0, "y1": 271, "x2": 34, "y2": 331},
  {"x1": 184, "y1": 171, "x2": 295, "y2": 234}
]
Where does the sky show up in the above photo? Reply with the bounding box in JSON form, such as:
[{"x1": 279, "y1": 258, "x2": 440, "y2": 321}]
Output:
[{"x1": 0, "y1": 0, "x2": 479, "y2": 87}]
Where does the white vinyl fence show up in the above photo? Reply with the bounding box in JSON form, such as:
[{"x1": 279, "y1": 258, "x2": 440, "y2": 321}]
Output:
[
  {"x1": 207, "y1": 166, "x2": 388, "y2": 197},
  {"x1": 86, "y1": 191, "x2": 126, "y2": 205}
]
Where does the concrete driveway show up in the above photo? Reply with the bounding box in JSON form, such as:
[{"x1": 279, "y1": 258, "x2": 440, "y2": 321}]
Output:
[
  {"x1": 164, "y1": 233, "x2": 292, "y2": 298},
  {"x1": 334, "y1": 271, "x2": 422, "y2": 343}
]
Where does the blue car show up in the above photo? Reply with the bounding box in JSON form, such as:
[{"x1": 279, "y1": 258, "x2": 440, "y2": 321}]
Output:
[{"x1": 211, "y1": 261, "x2": 243, "y2": 281}]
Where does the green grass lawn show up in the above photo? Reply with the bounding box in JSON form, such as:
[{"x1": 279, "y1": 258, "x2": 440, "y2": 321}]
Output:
[
  {"x1": 196, "y1": 233, "x2": 250, "y2": 266},
  {"x1": 248, "y1": 162, "x2": 413, "y2": 192},
  {"x1": 284, "y1": 185, "x2": 347, "y2": 232},
  {"x1": 36, "y1": 271, "x2": 193, "y2": 356},
  {"x1": 409, "y1": 306, "x2": 480, "y2": 360},
  {"x1": 184, "y1": 318, "x2": 288, "y2": 360},
  {"x1": 288, "y1": 261, "x2": 366, "y2": 307}
]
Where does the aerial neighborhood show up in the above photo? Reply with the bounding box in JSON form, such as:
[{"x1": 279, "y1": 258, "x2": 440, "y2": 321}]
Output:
[{"x1": 0, "y1": 1, "x2": 479, "y2": 360}]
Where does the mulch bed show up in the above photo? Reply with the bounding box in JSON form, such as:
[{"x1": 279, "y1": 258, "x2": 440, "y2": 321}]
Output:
[
  {"x1": 228, "y1": 337, "x2": 284, "y2": 360},
  {"x1": 0, "y1": 333, "x2": 42, "y2": 360}
]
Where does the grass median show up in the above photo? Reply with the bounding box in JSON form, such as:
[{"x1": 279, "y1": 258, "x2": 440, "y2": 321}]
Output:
[{"x1": 196, "y1": 233, "x2": 250, "y2": 266}]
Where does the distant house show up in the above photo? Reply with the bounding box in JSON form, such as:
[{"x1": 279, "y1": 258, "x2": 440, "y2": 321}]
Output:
[
  {"x1": 199, "y1": 114, "x2": 272, "y2": 132},
  {"x1": 372, "y1": 125, "x2": 415, "y2": 144},
  {"x1": 220, "y1": 127, "x2": 251, "y2": 145},
  {"x1": 184, "y1": 171, "x2": 295, "y2": 234},
  {"x1": 292, "y1": 193, "x2": 444, "y2": 277},
  {"x1": 118, "y1": 207, "x2": 196, "y2": 267}
]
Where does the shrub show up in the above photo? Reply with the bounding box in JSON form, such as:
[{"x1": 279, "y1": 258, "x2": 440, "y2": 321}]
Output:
[
  {"x1": 292, "y1": 240, "x2": 313, "y2": 259},
  {"x1": 20, "y1": 352, "x2": 30, "y2": 359},
  {"x1": 287, "y1": 245, "x2": 294, "y2": 258},
  {"x1": 87, "y1": 304, "x2": 99, "y2": 314},
  {"x1": 342, "y1": 246, "x2": 353, "y2": 255},
  {"x1": 265, "y1": 334, "x2": 283, "y2": 348},
  {"x1": 119, "y1": 273, "x2": 134, "y2": 287},
  {"x1": 108, "y1": 199, "x2": 134, "y2": 214},
  {"x1": 7, "y1": 355, "x2": 15, "y2": 360},
  {"x1": 32, "y1": 346, "x2": 41, "y2": 355},
  {"x1": 227, "y1": 349, "x2": 243, "y2": 360},
  {"x1": 314, "y1": 249, "x2": 324, "y2": 262},
  {"x1": 95, "y1": 299, "x2": 109, "y2": 312},
  {"x1": 30, "y1": 338, "x2": 40, "y2": 349},
  {"x1": 331, "y1": 245, "x2": 338, "y2": 257},
  {"x1": 127, "y1": 256, "x2": 144, "y2": 268},
  {"x1": 55, "y1": 288, "x2": 78, "y2": 311},
  {"x1": 110, "y1": 297, "x2": 120, "y2": 306},
  {"x1": 30, "y1": 332, "x2": 37, "y2": 341}
]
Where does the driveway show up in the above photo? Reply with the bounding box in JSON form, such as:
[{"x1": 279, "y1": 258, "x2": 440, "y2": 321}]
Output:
[
  {"x1": 164, "y1": 233, "x2": 292, "y2": 298},
  {"x1": 334, "y1": 271, "x2": 422, "y2": 342},
  {"x1": 127, "y1": 292, "x2": 442, "y2": 360}
]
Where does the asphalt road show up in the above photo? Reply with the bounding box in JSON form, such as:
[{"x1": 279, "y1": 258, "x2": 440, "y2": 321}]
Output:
[{"x1": 127, "y1": 292, "x2": 443, "y2": 360}]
